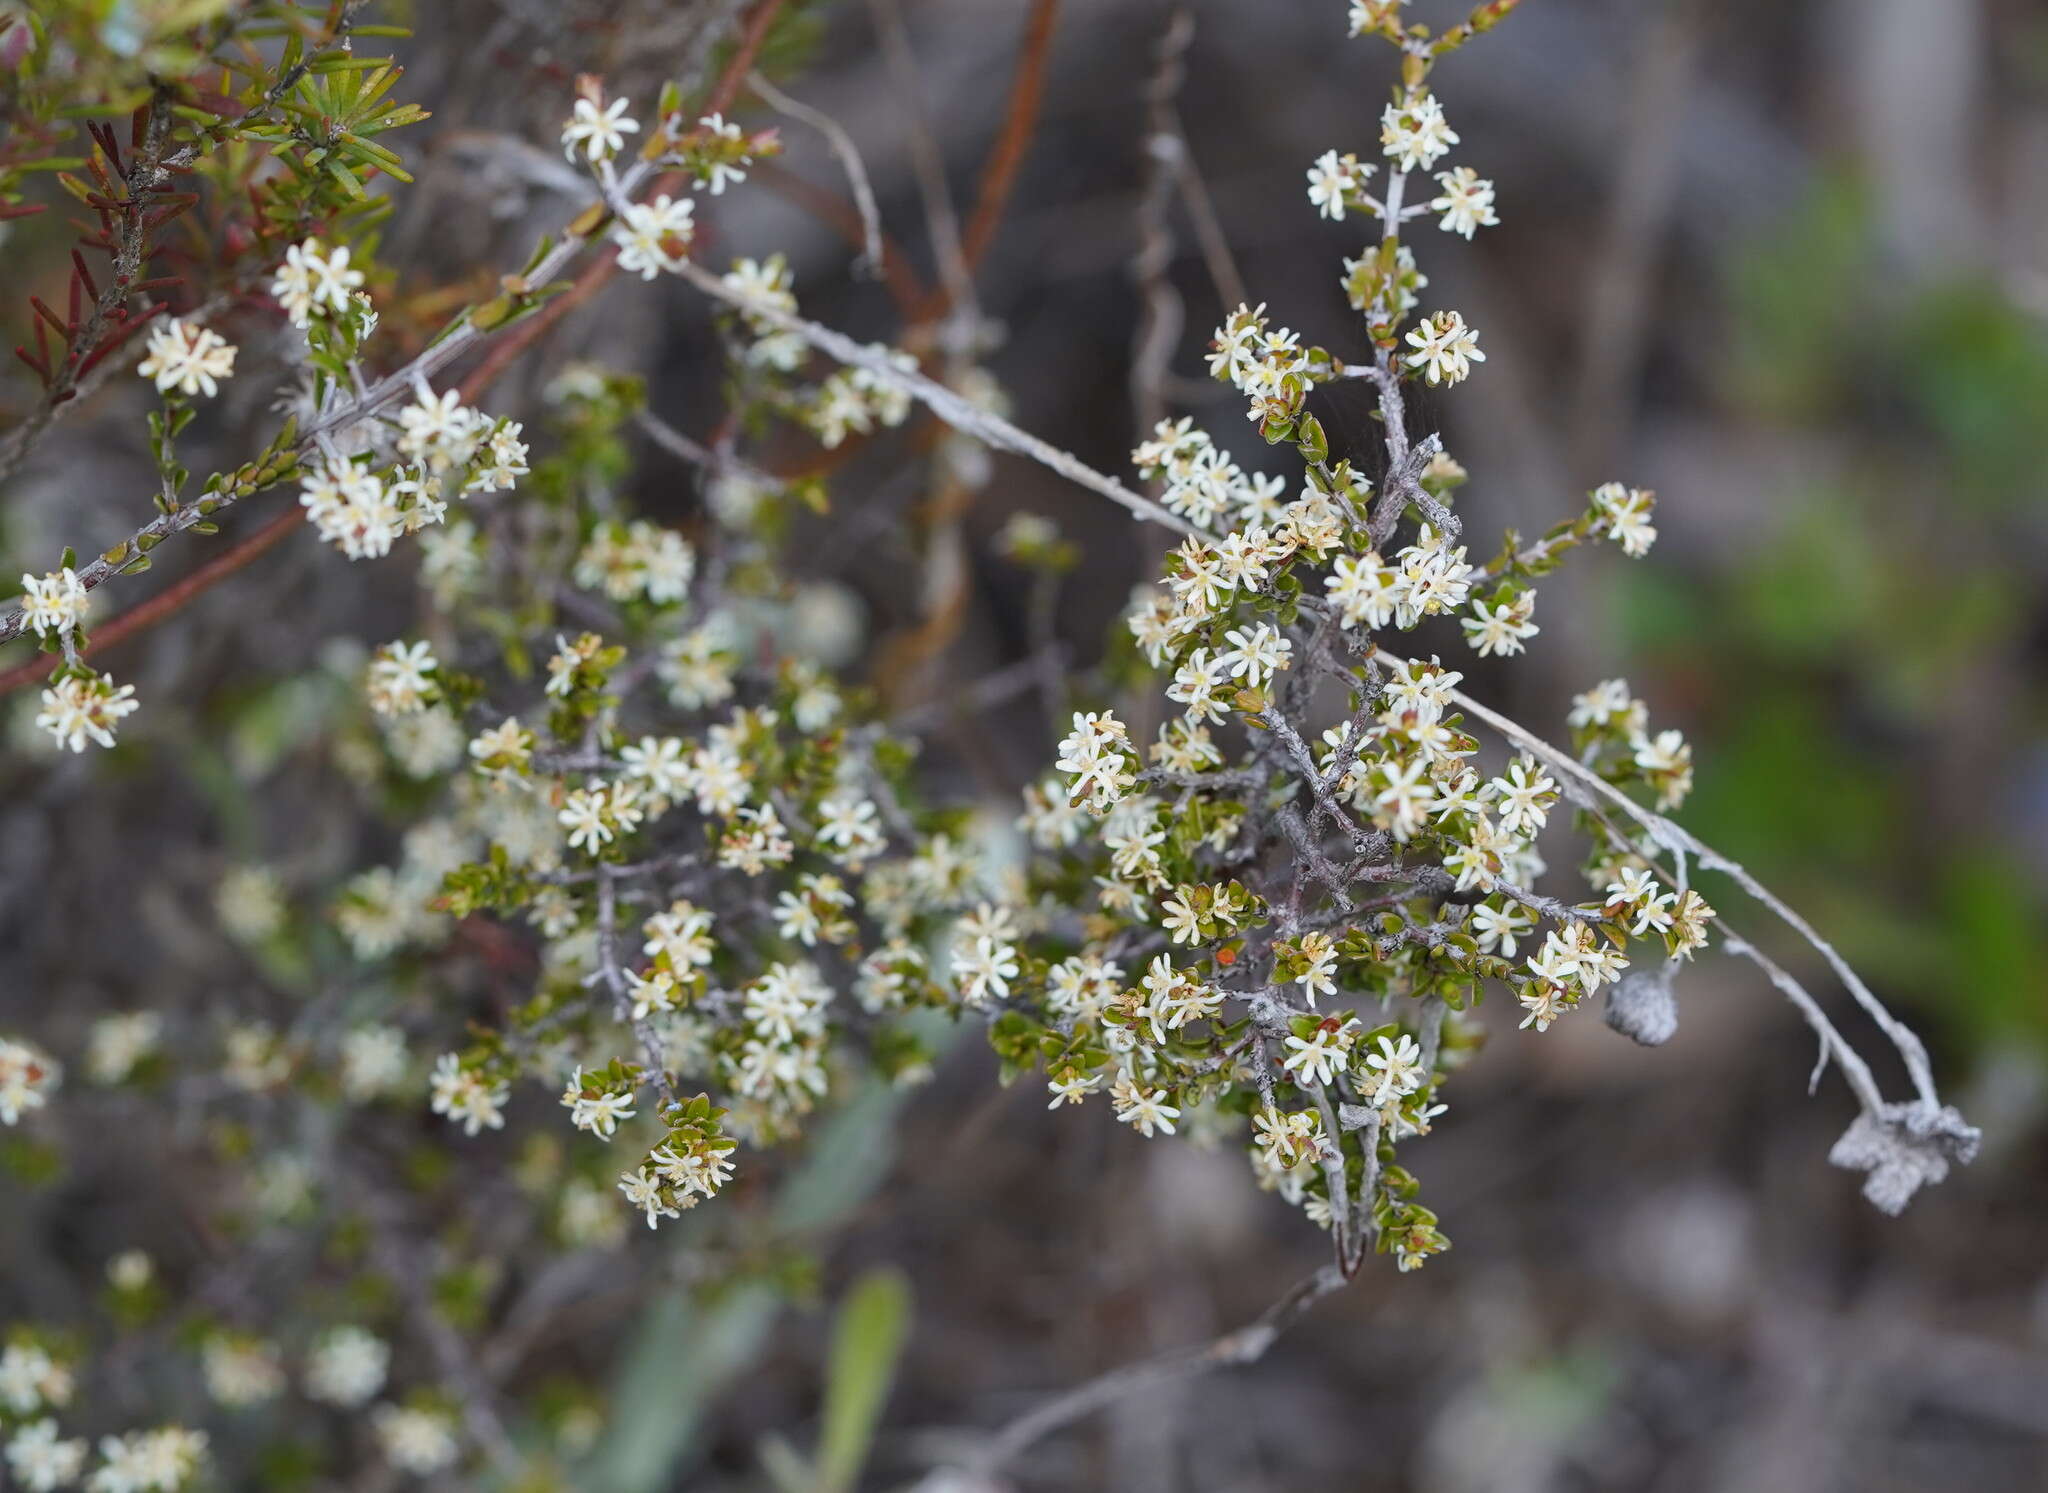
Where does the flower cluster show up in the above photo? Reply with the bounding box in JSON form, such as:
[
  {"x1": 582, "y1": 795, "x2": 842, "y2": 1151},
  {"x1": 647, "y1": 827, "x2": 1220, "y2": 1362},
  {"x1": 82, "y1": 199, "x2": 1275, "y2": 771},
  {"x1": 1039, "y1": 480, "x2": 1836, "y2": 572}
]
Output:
[
  {"x1": 0, "y1": 1354, "x2": 206, "y2": 1493},
  {"x1": 961, "y1": 21, "x2": 1739, "y2": 1272},
  {"x1": 136, "y1": 317, "x2": 237, "y2": 399},
  {"x1": 295, "y1": 376, "x2": 529, "y2": 561},
  {"x1": 35, "y1": 672, "x2": 139, "y2": 754},
  {"x1": 0, "y1": 8, "x2": 1973, "y2": 1485}
]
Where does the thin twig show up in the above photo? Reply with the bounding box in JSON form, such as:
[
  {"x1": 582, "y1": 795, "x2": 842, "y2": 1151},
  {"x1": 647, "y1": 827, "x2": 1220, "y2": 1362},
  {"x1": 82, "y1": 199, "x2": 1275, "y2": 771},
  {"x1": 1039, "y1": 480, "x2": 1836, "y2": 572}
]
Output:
[
  {"x1": 675, "y1": 260, "x2": 1203, "y2": 537},
  {"x1": 1129, "y1": 10, "x2": 1195, "y2": 441},
  {"x1": 961, "y1": 1263, "x2": 1348, "y2": 1478},
  {"x1": 747, "y1": 70, "x2": 884, "y2": 277},
  {"x1": 865, "y1": 0, "x2": 980, "y2": 334},
  {"x1": 1415, "y1": 659, "x2": 1946, "y2": 1117}
]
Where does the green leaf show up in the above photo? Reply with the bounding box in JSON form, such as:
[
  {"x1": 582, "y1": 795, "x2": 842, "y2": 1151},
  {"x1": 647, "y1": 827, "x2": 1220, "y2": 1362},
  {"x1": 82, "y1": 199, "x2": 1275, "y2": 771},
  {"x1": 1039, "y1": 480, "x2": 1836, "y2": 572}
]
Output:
[
  {"x1": 594, "y1": 1284, "x2": 780, "y2": 1493},
  {"x1": 816, "y1": 1269, "x2": 913, "y2": 1493}
]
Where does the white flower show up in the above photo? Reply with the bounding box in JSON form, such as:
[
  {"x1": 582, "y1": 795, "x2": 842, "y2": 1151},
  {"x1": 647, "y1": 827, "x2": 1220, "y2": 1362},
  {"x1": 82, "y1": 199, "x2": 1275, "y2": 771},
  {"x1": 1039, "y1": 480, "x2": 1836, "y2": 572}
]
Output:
[
  {"x1": 620, "y1": 735, "x2": 691, "y2": 801},
  {"x1": 366, "y1": 640, "x2": 438, "y2": 716},
  {"x1": 613, "y1": 195, "x2": 695, "y2": 280},
  {"x1": 1054, "y1": 710, "x2": 1136, "y2": 816},
  {"x1": 1568, "y1": 677, "x2": 1642, "y2": 733},
  {"x1": 1324, "y1": 551, "x2": 1396, "y2": 630},
  {"x1": 468, "y1": 716, "x2": 533, "y2": 777},
  {"x1": 1469, "y1": 900, "x2": 1534, "y2": 956},
  {"x1": 1592, "y1": 481, "x2": 1658, "y2": 557},
  {"x1": 626, "y1": 967, "x2": 680, "y2": 1021},
  {"x1": 19, "y1": 568, "x2": 88, "y2": 638},
  {"x1": 468, "y1": 420, "x2": 530, "y2": 493},
  {"x1": 271, "y1": 238, "x2": 364, "y2": 327},
  {"x1": 1293, "y1": 932, "x2": 1338, "y2": 1007},
  {"x1": 1671, "y1": 888, "x2": 1715, "y2": 959},
  {"x1": 1632, "y1": 728, "x2": 1694, "y2": 807},
  {"x1": 1046, "y1": 1068, "x2": 1099, "y2": 1108},
  {"x1": 1487, "y1": 755, "x2": 1556, "y2": 837},
  {"x1": 952, "y1": 934, "x2": 1020, "y2": 1006},
  {"x1": 1149, "y1": 719, "x2": 1221, "y2": 776},
  {"x1": 428, "y1": 1053, "x2": 508, "y2": 1136},
  {"x1": 1281, "y1": 1019, "x2": 1356, "y2": 1088},
  {"x1": 36, "y1": 672, "x2": 139, "y2": 752},
  {"x1": 1109, "y1": 1074, "x2": 1181, "y2": 1137},
  {"x1": 202, "y1": 1335, "x2": 285, "y2": 1407},
  {"x1": 693, "y1": 112, "x2": 751, "y2": 193},
  {"x1": 385, "y1": 706, "x2": 464, "y2": 778},
  {"x1": 561, "y1": 95, "x2": 639, "y2": 163},
  {"x1": 1607, "y1": 870, "x2": 1678, "y2": 938},
  {"x1": 1166, "y1": 649, "x2": 1229, "y2": 725},
  {"x1": 373, "y1": 1403, "x2": 460, "y2": 1476},
  {"x1": 559, "y1": 785, "x2": 616, "y2": 852},
  {"x1": 340, "y1": 1025, "x2": 409, "y2": 1101},
  {"x1": 136, "y1": 317, "x2": 236, "y2": 397},
  {"x1": 620, "y1": 1163, "x2": 685, "y2": 1229},
  {"x1": 1215, "y1": 526, "x2": 1280, "y2": 591},
  {"x1": 0, "y1": 1343, "x2": 69, "y2": 1413},
  {"x1": 1305, "y1": 149, "x2": 1370, "y2": 221},
  {"x1": 85, "y1": 1428, "x2": 206, "y2": 1493},
  {"x1": 305, "y1": 1327, "x2": 388, "y2": 1409},
  {"x1": 721, "y1": 254, "x2": 798, "y2": 318},
  {"x1": 641, "y1": 528, "x2": 696, "y2": 603},
  {"x1": 562, "y1": 1067, "x2": 638, "y2": 1140},
  {"x1": 1518, "y1": 982, "x2": 1566, "y2": 1032},
  {"x1": 7, "y1": 1419, "x2": 87, "y2": 1492},
  {"x1": 1361, "y1": 1033, "x2": 1424, "y2": 1105},
  {"x1": 1253, "y1": 1106, "x2": 1324, "y2": 1170},
  {"x1": 1217, "y1": 622, "x2": 1291, "y2": 688},
  {"x1": 1380, "y1": 90, "x2": 1459, "y2": 172},
  {"x1": 815, "y1": 793, "x2": 886, "y2": 866},
  {"x1": 1462, "y1": 590, "x2": 1539, "y2": 657},
  {"x1": 644, "y1": 899, "x2": 717, "y2": 970},
  {"x1": 397, "y1": 386, "x2": 483, "y2": 471},
  {"x1": 86, "y1": 1012, "x2": 160, "y2": 1085},
  {"x1": 1403, "y1": 309, "x2": 1484, "y2": 385},
  {"x1": 298, "y1": 455, "x2": 402, "y2": 560},
  {"x1": 215, "y1": 865, "x2": 285, "y2": 942},
  {"x1": 744, "y1": 961, "x2": 831, "y2": 1041},
  {"x1": 1430, "y1": 166, "x2": 1498, "y2": 238},
  {"x1": 1373, "y1": 758, "x2": 1436, "y2": 841},
  {"x1": 1389, "y1": 527, "x2": 1474, "y2": 625}
]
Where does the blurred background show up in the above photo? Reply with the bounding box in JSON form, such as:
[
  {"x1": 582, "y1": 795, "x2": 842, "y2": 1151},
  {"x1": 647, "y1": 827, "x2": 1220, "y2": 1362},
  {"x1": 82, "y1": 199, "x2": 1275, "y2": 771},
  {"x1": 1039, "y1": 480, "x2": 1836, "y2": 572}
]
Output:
[{"x1": 3, "y1": 0, "x2": 2046, "y2": 1489}]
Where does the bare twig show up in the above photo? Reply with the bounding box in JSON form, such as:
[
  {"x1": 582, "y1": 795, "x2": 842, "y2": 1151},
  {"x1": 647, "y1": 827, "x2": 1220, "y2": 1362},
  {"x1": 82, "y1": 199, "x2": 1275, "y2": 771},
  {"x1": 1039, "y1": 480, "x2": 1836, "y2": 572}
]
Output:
[
  {"x1": 1416, "y1": 660, "x2": 1957, "y2": 1131},
  {"x1": 358, "y1": 1175, "x2": 524, "y2": 1477},
  {"x1": 747, "y1": 70, "x2": 885, "y2": 276},
  {"x1": 960, "y1": 1263, "x2": 1348, "y2": 1478},
  {"x1": 1130, "y1": 11, "x2": 1195, "y2": 441},
  {"x1": 675, "y1": 260, "x2": 1204, "y2": 537},
  {"x1": 865, "y1": 0, "x2": 980, "y2": 335}
]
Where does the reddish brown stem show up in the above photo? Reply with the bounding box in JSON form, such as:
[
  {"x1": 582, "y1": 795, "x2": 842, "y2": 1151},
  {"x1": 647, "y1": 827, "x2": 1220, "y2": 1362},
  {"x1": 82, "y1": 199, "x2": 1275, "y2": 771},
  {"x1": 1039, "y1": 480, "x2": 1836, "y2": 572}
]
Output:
[
  {"x1": 0, "y1": 507, "x2": 300, "y2": 699},
  {"x1": 910, "y1": 0, "x2": 1059, "y2": 322}
]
